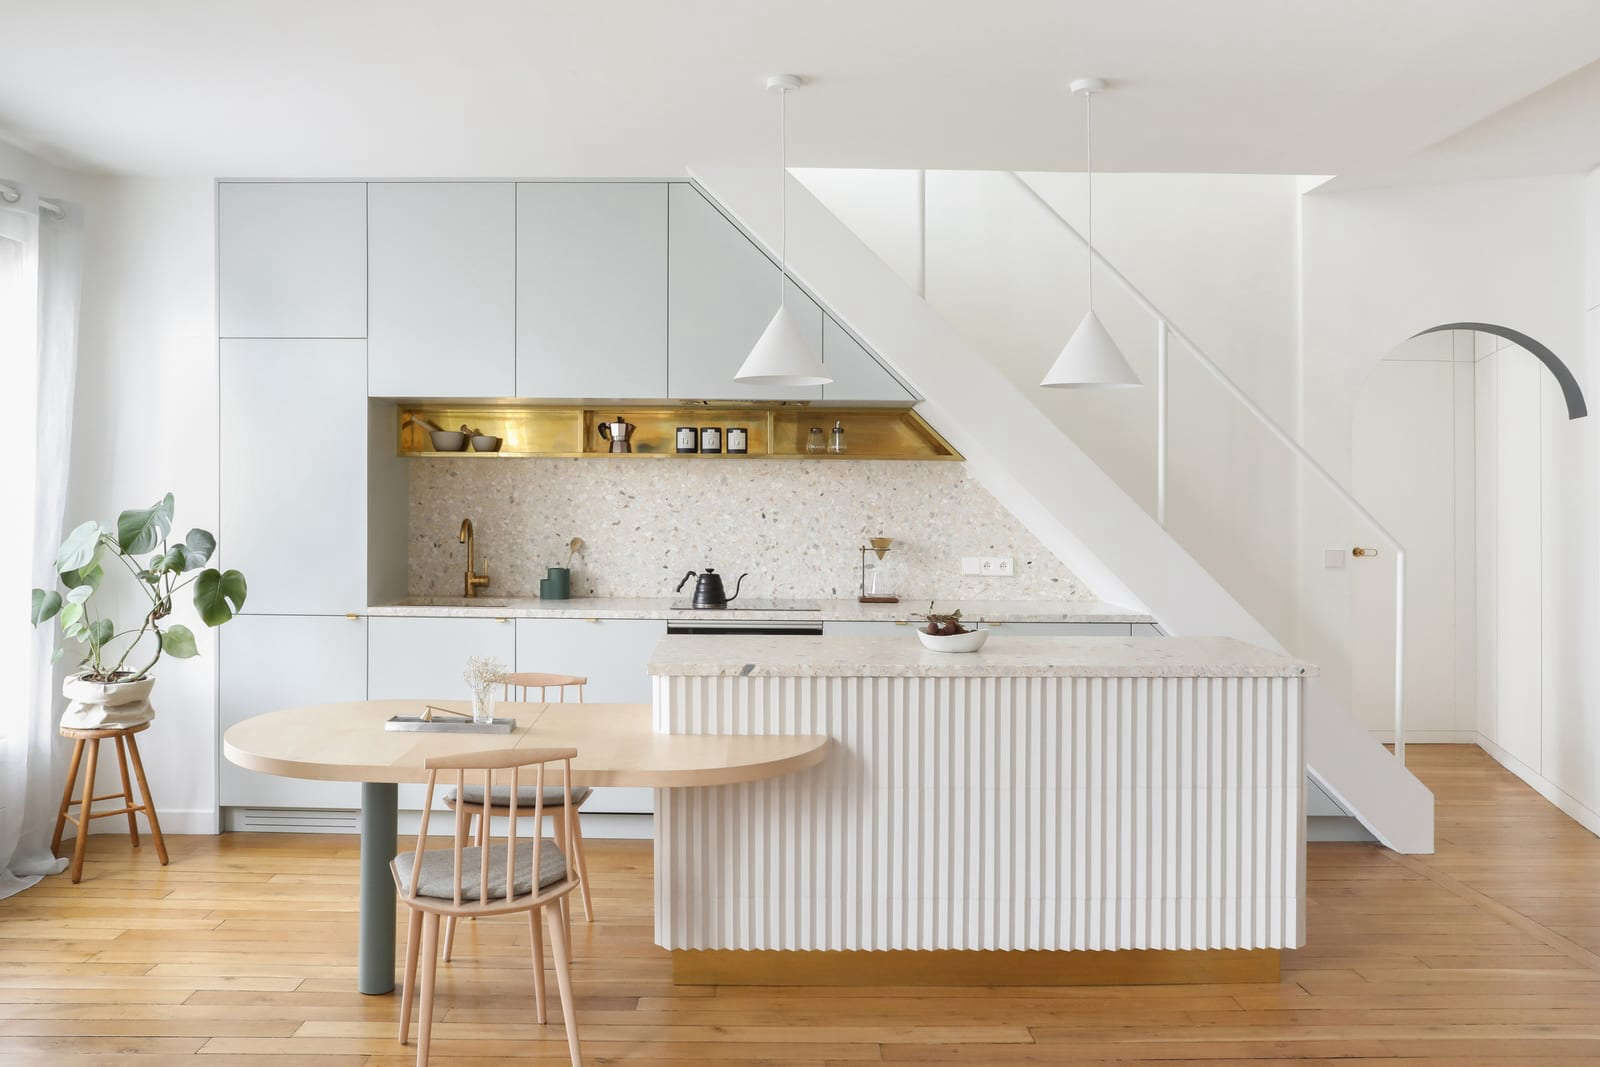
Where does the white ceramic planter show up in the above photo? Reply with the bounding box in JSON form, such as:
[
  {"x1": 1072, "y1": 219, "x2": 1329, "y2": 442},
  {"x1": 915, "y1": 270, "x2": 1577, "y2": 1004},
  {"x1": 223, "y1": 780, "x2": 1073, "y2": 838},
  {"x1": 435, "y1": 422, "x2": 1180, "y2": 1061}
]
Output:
[
  {"x1": 915, "y1": 627, "x2": 990, "y2": 653},
  {"x1": 60, "y1": 674, "x2": 155, "y2": 730}
]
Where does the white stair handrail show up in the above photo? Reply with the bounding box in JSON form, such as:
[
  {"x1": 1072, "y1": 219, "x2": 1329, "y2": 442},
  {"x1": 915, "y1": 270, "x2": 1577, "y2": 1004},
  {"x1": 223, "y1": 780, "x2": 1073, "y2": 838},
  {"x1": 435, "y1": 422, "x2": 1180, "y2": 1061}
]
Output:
[{"x1": 1001, "y1": 171, "x2": 1410, "y2": 762}]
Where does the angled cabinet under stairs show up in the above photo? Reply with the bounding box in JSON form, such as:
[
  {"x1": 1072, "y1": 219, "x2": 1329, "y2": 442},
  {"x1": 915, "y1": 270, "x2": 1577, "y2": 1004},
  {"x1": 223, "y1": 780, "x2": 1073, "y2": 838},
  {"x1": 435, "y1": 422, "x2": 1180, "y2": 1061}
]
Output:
[
  {"x1": 822, "y1": 315, "x2": 914, "y2": 402},
  {"x1": 667, "y1": 182, "x2": 911, "y2": 403},
  {"x1": 668, "y1": 182, "x2": 822, "y2": 401}
]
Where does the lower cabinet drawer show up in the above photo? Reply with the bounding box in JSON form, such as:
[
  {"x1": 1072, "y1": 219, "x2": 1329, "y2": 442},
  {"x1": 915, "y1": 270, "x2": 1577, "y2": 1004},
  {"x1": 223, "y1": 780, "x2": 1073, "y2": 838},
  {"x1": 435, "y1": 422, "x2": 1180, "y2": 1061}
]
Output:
[
  {"x1": 517, "y1": 618, "x2": 666, "y2": 814},
  {"x1": 368, "y1": 615, "x2": 517, "y2": 811}
]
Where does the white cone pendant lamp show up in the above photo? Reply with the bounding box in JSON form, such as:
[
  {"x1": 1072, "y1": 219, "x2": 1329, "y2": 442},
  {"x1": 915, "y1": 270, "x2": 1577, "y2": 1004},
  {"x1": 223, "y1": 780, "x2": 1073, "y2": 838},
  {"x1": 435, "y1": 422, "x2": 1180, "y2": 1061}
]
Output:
[
  {"x1": 735, "y1": 74, "x2": 832, "y2": 387},
  {"x1": 1041, "y1": 77, "x2": 1139, "y2": 389}
]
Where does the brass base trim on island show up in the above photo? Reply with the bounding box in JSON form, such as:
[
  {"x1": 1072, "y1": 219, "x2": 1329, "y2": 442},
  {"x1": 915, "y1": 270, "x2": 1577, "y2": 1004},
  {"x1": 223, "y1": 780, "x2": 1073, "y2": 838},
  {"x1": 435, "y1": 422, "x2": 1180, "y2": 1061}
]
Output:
[{"x1": 671, "y1": 948, "x2": 1280, "y2": 987}]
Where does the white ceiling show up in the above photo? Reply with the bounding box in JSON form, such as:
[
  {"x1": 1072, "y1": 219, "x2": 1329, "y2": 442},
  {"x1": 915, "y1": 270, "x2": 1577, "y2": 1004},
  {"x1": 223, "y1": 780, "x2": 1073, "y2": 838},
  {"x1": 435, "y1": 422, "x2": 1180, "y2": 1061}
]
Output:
[{"x1": 3, "y1": 0, "x2": 1599, "y2": 181}]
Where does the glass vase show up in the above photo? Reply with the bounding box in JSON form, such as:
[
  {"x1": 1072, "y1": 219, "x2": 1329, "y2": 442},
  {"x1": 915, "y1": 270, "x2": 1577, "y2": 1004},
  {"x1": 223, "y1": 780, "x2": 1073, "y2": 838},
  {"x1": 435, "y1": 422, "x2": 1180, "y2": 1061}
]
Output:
[{"x1": 471, "y1": 688, "x2": 496, "y2": 725}]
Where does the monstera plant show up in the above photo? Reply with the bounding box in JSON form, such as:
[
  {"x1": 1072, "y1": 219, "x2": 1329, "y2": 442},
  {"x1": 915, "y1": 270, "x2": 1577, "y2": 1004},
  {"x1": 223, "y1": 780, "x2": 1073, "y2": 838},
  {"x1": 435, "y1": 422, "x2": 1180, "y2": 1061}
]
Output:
[{"x1": 31, "y1": 493, "x2": 246, "y2": 685}]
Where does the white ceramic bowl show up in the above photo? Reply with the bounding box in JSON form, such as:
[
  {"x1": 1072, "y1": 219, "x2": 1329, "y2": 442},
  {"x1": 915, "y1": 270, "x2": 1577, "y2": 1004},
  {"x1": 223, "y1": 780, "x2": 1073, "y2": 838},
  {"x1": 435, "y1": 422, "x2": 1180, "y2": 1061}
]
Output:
[{"x1": 916, "y1": 627, "x2": 989, "y2": 653}]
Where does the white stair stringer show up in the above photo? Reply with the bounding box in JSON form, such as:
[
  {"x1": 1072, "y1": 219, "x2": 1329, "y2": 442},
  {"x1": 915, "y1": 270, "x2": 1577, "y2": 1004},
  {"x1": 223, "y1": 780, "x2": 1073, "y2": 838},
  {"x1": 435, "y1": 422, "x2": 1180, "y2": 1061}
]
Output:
[{"x1": 688, "y1": 165, "x2": 1433, "y2": 854}]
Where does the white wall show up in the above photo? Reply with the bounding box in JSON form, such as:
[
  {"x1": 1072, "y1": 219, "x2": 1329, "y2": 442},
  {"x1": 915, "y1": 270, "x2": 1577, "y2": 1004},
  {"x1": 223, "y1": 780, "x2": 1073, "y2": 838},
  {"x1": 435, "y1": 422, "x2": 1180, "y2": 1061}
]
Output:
[
  {"x1": 1517, "y1": 169, "x2": 1600, "y2": 835},
  {"x1": 67, "y1": 176, "x2": 218, "y2": 833},
  {"x1": 1303, "y1": 173, "x2": 1599, "y2": 835},
  {"x1": 3, "y1": 141, "x2": 219, "y2": 835},
  {"x1": 1298, "y1": 175, "x2": 1586, "y2": 745}
]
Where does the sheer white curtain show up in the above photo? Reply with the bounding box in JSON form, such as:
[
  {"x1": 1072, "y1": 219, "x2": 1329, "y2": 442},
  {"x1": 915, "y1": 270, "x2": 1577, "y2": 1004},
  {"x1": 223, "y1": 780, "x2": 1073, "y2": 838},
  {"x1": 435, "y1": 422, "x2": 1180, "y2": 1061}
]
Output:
[{"x1": 1, "y1": 193, "x2": 82, "y2": 898}]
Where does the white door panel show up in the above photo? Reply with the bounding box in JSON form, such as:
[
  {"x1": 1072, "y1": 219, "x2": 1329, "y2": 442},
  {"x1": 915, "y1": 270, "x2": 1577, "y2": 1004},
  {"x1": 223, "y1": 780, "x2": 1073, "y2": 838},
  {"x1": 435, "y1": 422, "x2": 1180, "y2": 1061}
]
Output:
[{"x1": 1351, "y1": 359, "x2": 1461, "y2": 737}]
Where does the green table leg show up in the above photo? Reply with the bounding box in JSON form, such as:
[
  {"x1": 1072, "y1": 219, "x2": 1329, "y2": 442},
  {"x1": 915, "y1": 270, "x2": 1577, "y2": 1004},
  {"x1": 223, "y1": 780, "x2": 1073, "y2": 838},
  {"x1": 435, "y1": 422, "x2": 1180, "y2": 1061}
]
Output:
[{"x1": 359, "y1": 782, "x2": 398, "y2": 995}]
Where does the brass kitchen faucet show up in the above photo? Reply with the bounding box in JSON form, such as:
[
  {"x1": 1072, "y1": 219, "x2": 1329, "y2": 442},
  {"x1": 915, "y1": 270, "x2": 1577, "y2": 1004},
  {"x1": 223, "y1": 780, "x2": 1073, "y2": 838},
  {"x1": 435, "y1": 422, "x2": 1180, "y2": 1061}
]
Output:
[{"x1": 458, "y1": 518, "x2": 490, "y2": 597}]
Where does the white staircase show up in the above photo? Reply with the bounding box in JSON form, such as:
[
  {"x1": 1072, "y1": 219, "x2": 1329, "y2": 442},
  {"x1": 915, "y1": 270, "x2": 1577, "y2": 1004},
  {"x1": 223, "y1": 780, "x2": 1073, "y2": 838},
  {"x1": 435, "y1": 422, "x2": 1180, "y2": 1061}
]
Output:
[{"x1": 689, "y1": 164, "x2": 1433, "y2": 854}]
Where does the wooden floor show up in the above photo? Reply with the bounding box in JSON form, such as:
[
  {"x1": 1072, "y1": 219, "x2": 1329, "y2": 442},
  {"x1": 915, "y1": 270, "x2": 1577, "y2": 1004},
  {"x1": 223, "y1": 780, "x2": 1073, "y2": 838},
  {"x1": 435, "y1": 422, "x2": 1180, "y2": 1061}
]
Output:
[{"x1": 4, "y1": 744, "x2": 1600, "y2": 1065}]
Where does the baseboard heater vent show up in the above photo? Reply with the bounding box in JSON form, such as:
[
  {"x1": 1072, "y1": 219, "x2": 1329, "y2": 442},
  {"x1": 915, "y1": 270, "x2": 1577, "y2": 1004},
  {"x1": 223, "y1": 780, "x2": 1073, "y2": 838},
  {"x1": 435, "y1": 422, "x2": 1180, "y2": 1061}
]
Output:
[{"x1": 231, "y1": 808, "x2": 360, "y2": 834}]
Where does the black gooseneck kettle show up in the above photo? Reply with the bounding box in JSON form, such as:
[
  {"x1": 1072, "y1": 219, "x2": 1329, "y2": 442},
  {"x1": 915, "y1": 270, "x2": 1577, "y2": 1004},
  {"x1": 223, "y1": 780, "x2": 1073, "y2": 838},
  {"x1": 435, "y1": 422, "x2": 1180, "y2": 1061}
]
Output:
[{"x1": 676, "y1": 567, "x2": 748, "y2": 608}]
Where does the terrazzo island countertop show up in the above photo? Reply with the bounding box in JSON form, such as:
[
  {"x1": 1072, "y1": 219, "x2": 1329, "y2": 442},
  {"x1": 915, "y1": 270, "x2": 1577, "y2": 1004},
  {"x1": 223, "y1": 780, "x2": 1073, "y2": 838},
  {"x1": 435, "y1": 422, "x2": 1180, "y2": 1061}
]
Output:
[
  {"x1": 648, "y1": 634, "x2": 1315, "y2": 679},
  {"x1": 365, "y1": 596, "x2": 1155, "y2": 624}
]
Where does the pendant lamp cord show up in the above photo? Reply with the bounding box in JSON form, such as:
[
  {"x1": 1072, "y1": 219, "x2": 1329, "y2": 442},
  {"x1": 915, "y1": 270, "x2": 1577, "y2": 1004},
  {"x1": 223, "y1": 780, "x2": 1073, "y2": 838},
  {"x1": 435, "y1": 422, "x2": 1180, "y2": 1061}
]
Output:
[
  {"x1": 1084, "y1": 87, "x2": 1094, "y2": 310},
  {"x1": 778, "y1": 84, "x2": 789, "y2": 306}
]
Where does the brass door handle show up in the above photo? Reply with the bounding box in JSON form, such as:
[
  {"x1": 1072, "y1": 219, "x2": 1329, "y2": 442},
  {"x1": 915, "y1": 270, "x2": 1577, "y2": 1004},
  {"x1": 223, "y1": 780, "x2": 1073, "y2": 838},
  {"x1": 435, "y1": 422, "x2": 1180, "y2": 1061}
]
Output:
[{"x1": 1352, "y1": 547, "x2": 1380, "y2": 558}]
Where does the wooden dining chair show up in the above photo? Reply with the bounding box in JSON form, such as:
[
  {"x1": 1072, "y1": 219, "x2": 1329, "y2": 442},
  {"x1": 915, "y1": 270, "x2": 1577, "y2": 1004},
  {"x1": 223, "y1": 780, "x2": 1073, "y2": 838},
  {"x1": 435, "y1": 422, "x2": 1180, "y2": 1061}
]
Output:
[
  {"x1": 392, "y1": 747, "x2": 584, "y2": 1067},
  {"x1": 440, "y1": 672, "x2": 594, "y2": 963}
]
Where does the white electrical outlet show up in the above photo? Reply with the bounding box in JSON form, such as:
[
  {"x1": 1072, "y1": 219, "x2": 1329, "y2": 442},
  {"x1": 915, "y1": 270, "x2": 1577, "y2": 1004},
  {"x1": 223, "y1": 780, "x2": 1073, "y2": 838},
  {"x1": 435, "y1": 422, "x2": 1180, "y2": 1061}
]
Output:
[{"x1": 961, "y1": 556, "x2": 1014, "y2": 576}]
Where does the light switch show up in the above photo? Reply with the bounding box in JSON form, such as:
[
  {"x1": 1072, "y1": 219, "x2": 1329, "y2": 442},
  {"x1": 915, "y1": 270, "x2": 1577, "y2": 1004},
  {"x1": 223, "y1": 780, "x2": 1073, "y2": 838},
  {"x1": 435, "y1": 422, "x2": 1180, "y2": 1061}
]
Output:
[{"x1": 1323, "y1": 548, "x2": 1346, "y2": 569}]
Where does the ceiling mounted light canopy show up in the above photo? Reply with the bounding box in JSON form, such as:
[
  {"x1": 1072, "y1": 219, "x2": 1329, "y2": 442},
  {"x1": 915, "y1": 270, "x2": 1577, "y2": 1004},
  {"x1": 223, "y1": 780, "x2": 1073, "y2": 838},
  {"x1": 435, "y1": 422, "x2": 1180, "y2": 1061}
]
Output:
[
  {"x1": 1041, "y1": 76, "x2": 1140, "y2": 389},
  {"x1": 735, "y1": 73, "x2": 833, "y2": 387}
]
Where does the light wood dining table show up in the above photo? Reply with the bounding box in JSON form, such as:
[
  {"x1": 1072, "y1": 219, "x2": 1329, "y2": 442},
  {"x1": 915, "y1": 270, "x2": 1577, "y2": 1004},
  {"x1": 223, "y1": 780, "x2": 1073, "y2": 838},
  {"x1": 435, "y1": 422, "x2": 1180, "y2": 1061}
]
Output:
[{"x1": 223, "y1": 699, "x2": 828, "y2": 994}]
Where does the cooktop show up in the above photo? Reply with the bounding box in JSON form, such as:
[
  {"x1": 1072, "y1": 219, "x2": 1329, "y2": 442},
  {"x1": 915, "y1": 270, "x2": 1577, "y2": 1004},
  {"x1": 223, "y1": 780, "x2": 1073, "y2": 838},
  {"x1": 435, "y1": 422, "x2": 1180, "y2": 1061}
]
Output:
[{"x1": 670, "y1": 598, "x2": 822, "y2": 612}]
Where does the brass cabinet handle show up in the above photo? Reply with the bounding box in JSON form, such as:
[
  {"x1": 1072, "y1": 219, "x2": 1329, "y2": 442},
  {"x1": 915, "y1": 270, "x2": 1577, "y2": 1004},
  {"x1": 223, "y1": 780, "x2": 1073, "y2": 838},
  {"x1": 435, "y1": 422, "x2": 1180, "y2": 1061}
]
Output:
[
  {"x1": 345, "y1": 612, "x2": 362, "y2": 620},
  {"x1": 1351, "y1": 547, "x2": 1380, "y2": 558}
]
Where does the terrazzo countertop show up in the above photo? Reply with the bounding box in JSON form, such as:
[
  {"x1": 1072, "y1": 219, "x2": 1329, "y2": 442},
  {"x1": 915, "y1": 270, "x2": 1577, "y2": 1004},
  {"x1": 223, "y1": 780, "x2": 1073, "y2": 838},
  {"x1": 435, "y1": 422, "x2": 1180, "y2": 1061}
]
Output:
[
  {"x1": 648, "y1": 634, "x2": 1315, "y2": 679},
  {"x1": 365, "y1": 596, "x2": 1155, "y2": 624}
]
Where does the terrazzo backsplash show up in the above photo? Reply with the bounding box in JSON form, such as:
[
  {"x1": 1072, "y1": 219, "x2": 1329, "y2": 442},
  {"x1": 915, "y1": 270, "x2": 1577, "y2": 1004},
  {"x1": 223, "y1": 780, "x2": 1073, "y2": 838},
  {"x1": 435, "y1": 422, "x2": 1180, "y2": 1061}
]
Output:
[{"x1": 407, "y1": 459, "x2": 1091, "y2": 601}]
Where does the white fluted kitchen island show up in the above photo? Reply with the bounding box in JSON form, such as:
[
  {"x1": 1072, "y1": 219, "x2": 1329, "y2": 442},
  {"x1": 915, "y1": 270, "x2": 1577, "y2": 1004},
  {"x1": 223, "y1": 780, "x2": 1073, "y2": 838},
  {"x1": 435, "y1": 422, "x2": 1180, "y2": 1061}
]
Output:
[{"x1": 649, "y1": 633, "x2": 1313, "y2": 985}]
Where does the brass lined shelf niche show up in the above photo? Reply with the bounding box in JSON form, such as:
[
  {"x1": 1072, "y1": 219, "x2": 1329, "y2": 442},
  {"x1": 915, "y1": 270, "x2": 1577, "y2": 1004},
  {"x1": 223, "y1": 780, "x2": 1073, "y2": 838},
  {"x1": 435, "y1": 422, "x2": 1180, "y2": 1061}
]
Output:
[{"x1": 397, "y1": 404, "x2": 961, "y2": 461}]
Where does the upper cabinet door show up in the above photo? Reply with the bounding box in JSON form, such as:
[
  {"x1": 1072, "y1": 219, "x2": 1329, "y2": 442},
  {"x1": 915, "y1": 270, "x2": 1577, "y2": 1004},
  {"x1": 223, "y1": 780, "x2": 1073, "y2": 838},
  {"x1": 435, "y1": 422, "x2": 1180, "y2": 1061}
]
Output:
[
  {"x1": 667, "y1": 183, "x2": 822, "y2": 401},
  {"x1": 367, "y1": 182, "x2": 515, "y2": 397},
  {"x1": 517, "y1": 183, "x2": 667, "y2": 399},
  {"x1": 219, "y1": 183, "x2": 366, "y2": 339},
  {"x1": 821, "y1": 315, "x2": 915, "y2": 402},
  {"x1": 221, "y1": 340, "x2": 368, "y2": 614}
]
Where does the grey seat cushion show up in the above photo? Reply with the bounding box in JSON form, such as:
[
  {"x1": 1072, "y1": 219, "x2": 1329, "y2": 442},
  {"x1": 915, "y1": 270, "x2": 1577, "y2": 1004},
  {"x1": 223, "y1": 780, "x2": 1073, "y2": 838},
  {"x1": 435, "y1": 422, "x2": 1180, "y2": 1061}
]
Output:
[
  {"x1": 444, "y1": 784, "x2": 593, "y2": 808},
  {"x1": 394, "y1": 840, "x2": 568, "y2": 901}
]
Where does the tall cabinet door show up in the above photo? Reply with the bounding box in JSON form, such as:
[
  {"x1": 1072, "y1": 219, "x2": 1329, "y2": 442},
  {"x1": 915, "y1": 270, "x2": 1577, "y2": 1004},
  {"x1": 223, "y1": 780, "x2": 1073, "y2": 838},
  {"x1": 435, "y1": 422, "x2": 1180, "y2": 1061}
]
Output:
[
  {"x1": 367, "y1": 182, "x2": 515, "y2": 397},
  {"x1": 518, "y1": 183, "x2": 667, "y2": 398},
  {"x1": 667, "y1": 183, "x2": 823, "y2": 401},
  {"x1": 221, "y1": 339, "x2": 367, "y2": 615},
  {"x1": 219, "y1": 182, "x2": 366, "y2": 339},
  {"x1": 516, "y1": 618, "x2": 665, "y2": 813},
  {"x1": 220, "y1": 615, "x2": 366, "y2": 808}
]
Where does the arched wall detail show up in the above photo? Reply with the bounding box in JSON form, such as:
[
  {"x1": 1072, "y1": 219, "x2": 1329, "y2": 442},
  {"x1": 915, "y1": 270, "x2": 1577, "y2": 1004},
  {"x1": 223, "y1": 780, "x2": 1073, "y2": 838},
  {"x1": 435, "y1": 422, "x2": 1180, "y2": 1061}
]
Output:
[{"x1": 1412, "y1": 322, "x2": 1587, "y2": 419}]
